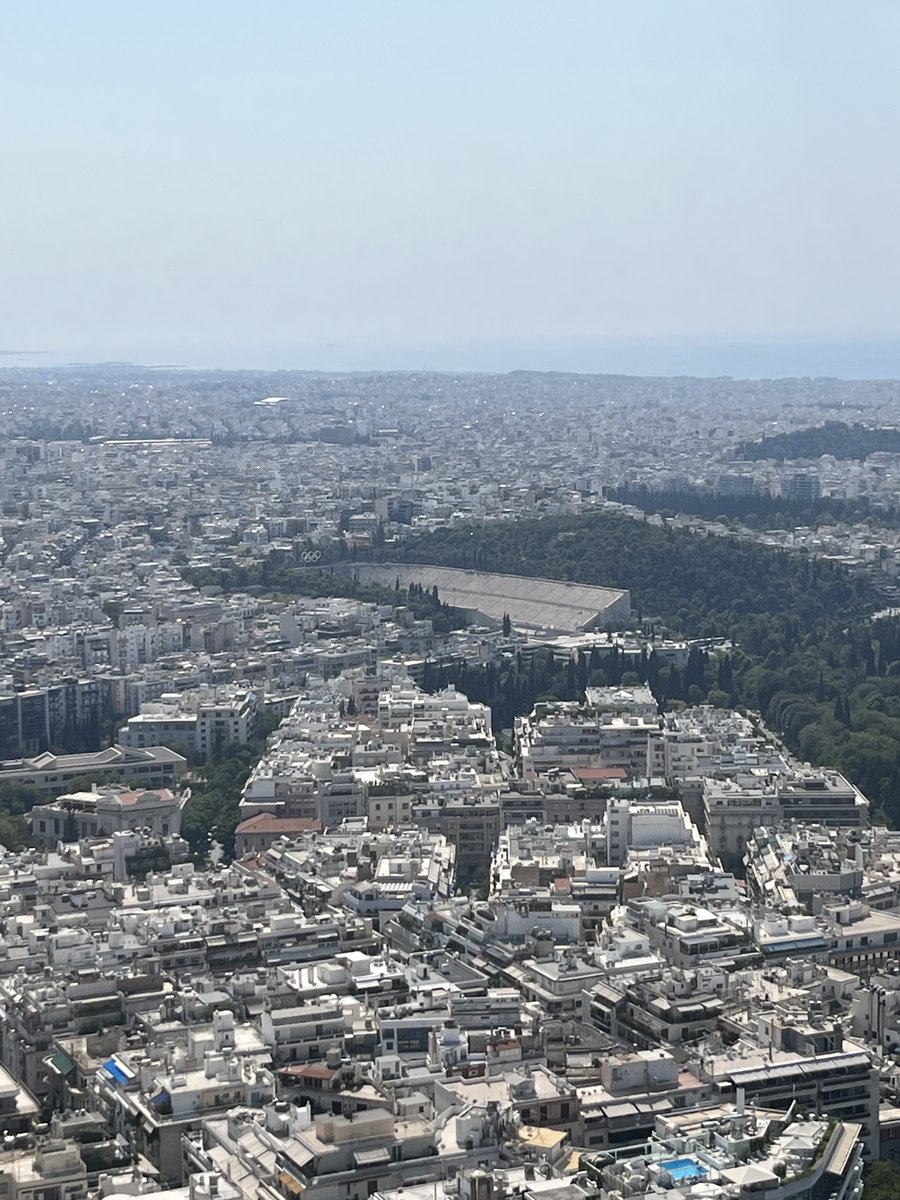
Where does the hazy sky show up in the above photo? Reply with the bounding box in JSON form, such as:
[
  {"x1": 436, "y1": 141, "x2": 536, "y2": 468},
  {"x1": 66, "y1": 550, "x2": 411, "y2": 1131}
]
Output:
[{"x1": 2, "y1": 1, "x2": 899, "y2": 372}]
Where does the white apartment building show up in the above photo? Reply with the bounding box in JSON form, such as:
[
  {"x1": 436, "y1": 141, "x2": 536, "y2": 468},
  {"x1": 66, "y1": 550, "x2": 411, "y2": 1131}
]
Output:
[
  {"x1": 378, "y1": 683, "x2": 492, "y2": 737},
  {"x1": 605, "y1": 796, "x2": 705, "y2": 867},
  {"x1": 517, "y1": 703, "x2": 658, "y2": 782},
  {"x1": 0, "y1": 1141, "x2": 87, "y2": 1200},
  {"x1": 118, "y1": 686, "x2": 257, "y2": 758}
]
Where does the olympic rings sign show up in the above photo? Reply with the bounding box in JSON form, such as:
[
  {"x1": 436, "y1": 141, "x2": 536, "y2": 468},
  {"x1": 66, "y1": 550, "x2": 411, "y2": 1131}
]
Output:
[{"x1": 300, "y1": 550, "x2": 322, "y2": 563}]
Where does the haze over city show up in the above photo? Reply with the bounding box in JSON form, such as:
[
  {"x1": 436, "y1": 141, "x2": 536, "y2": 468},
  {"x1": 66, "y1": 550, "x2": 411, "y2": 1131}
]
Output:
[
  {"x1": 5, "y1": 8, "x2": 900, "y2": 1200},
  {"x1": 3, "y1": 0, "x2": 900, "y2": 374}
]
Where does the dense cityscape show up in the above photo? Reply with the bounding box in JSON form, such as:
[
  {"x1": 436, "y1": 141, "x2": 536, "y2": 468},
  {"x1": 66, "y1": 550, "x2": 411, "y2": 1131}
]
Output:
[{"x1": 2, "y1": 365, "x2": 900, "y2": 1200}]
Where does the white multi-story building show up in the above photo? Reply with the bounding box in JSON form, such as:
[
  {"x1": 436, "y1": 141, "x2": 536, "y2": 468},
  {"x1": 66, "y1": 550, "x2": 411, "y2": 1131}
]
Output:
[
  {"x1": 118, "y1": 685, "x2": 258, "y2": 758},
  {"x1": 704, "y1": 769, "x2": 869, "y2": 867},
  {"x1": 605, "y1": 796, "x2": 706, "y2": 866}
]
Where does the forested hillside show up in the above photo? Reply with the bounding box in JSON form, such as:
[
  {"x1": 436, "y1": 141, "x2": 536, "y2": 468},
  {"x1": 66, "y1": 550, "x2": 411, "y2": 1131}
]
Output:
[
  {"x1": 735, "y1": 421, "x2": 900, "y2": 461},
  {"x1": 608, "y1": 484, "x2": 900, "y2": 530},
  {"x1": 396, "y1": 511, "x2": 900, "y2": 823},
  {"x1": 398, "y1": 512, "x2": 875, "y2": 642}
]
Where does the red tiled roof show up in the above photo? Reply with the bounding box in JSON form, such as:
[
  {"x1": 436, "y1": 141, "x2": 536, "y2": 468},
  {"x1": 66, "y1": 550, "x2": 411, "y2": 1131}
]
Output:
[
  {"x1": 115, "y1": 788, "x2": 175, "y2": 806},
  {"x1": 571, "y1": 767, "x2": 628, "y2": 781},
  {"x1": 235, "y1": 815, "x2": 322, "y2": 835},
  {"x1": 279, "y1": 1063, "x2": 337, "y2": 1080}
]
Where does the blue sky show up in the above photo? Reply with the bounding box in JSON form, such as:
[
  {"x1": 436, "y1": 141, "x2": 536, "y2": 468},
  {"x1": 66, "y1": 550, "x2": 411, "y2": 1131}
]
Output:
[{"x1": 1, "y1": 1, "x2": 898, "y2": 372}]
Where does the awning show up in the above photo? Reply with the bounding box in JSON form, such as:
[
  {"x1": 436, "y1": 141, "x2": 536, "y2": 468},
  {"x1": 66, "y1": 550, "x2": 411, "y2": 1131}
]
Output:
[
  {"x1": 353, "y1": 1148, "x2": 391, "y2": 1168},
  {"x1": 760, "y1": 938, "x2": 827, "y2": 954},
  {"x1": 44, "y1": 1050, "x2": 75, "y2": 1077},
  {"x1": 101, "y1": 1058, "x2": 131, "y2": 1085},
  {"x1": 279, "y1": 1171, "x2": 305, "y2": 1196},
  {"x1": 720, "y1": 1164, "x2": 779, "y2": 1186}
]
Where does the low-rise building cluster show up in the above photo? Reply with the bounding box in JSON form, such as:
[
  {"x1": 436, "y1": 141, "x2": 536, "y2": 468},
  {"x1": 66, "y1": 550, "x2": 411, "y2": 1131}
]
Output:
[
  {"x1": 3, "y1": 365, "x2": 900, "y2": 765},
  {"x1": 1, "y1": 367, "x2": 896, "y2": 1200},
  {"x1": 0, "y1": 665, "x2": 893, "y2": 1200}
]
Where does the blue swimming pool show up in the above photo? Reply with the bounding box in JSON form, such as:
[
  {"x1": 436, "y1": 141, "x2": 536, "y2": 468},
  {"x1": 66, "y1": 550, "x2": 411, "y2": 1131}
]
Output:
[{"x1": 660, "y1": 1157, "x2": 709, "y2": 1182}]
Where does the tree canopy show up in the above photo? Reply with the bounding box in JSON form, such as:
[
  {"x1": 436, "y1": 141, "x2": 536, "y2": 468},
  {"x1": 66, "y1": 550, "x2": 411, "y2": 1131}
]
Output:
[
  {"x1": 609, "y1": 483, "x2": 900, "y2": 531},
  {"x1": 863, "y1": 1160, "x2": 900, "y2": 1200},
  {"x1": 180, "y1": 711, "x2": 282, "y2": 859},
  {"x1": 394, "y1": 509, "x2": 877, "y2": 640},
  {"x1": 0, "y1": 781, "x2": 44, "y2": 850},
  {"x1": 735, "y1": 420, "x2": 900, "y2": 462},
  {"x1": 395, "y1": 510, "x2": 900, "y2": 825}
]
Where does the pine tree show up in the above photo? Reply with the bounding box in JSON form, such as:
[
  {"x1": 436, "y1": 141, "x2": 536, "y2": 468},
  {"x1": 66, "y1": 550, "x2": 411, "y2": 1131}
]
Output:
[
  {"x1": 717, "y1": 655, "x2": 733, "y2": 694},
  {"x1": 566, "y1": 659, "x2": 577, "y2": 695},
  {"x1": 647, "y1": 650, "x2": 661, "y2": 689},
  {"x1": 866, "y1": 643, "x2": 877, "y2": 677}
]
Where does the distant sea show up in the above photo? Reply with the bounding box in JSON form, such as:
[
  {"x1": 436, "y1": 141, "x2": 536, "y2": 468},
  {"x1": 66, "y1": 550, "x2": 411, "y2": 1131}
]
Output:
[
  {"x1": 5, "y1": 339, "x2": 900, "y2": 379},
  {"x1": 443, "y1": 338, "x2": 900, "y2": 381}
]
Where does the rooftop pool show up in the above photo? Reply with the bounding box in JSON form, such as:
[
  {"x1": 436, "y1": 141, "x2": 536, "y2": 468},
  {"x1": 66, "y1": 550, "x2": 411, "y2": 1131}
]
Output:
[{"x1": 659, "y1": 1156, "x2": 709, "y2": 1182}]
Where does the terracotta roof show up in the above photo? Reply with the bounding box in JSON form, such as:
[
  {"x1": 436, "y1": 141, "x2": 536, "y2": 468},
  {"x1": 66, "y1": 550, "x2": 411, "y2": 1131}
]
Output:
[
  {"x1": 115, "y1": 788, "x2": 175, "y2": 806},
  {"x1": 235, "y1": 815, "x2": 322, "y2": 835},
  {"x1": 279, "y1": 1063, "x2": 337, "y2": 1080},
  {"x1": 571, "y1": 767, "x2": 628, "y2": 781}
]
